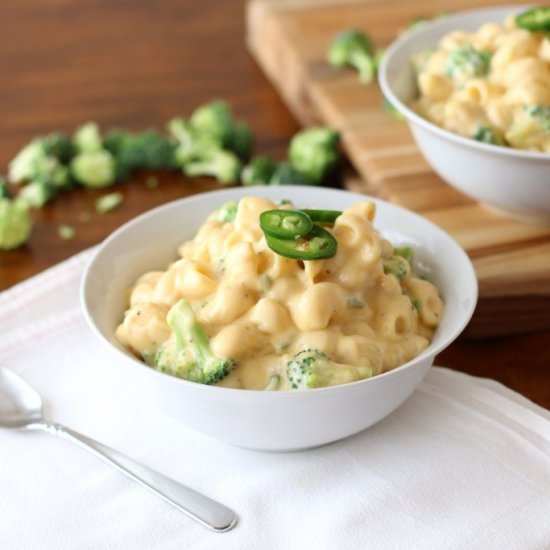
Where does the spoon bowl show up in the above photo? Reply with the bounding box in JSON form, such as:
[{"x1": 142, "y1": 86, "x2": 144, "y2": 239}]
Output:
[{"x1": 0, "y1": 367, "x2": 44, "y2": 429}]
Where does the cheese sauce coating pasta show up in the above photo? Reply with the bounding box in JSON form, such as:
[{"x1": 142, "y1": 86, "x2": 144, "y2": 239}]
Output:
[
  {"x1": 116, "y1": 197, "x2": 443, "y2": 390},
  {"x1": 411, "y1": 15, "x2": 550, "y2": 152}
]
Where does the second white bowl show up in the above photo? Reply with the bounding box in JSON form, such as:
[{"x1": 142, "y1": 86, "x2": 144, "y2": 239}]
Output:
[{"x1": 379, "y1": 5, "x2": 550, "y2": 224}]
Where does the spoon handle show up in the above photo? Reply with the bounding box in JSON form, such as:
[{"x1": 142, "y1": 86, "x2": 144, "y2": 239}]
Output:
[{"x1": 41, "y1": 422, "x2": 237, "y2": 532}]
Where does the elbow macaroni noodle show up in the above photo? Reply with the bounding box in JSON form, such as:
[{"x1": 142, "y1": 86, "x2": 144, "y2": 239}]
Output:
[
  {"x1": 412, "y1": 15, "x2": 550, "y2": 152},
  {"x1": 116, "y1": 197, "x2": 444, "y2": 389}
]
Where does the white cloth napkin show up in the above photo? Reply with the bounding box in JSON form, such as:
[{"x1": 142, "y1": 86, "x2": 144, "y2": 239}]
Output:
[{"x1": 1, "y1": 249, "x2": 550, "y2": 550}]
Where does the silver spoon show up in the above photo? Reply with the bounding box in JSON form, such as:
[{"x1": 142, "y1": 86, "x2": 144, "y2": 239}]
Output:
[{"x1": 0, "y1": 367, "x2": 238, "y2": 532}]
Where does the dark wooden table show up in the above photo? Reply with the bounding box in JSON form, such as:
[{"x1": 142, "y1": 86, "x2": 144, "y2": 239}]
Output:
[{"x1": 1, "y1": 0, "x2": 548, "y2": 407}]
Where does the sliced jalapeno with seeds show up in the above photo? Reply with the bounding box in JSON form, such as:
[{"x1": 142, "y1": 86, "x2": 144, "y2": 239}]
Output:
[
  {"x1": 516, "y1": 7, "x2": 550, "y2": 31},
  {"x1": 265, "y1": 225, "x2": 337, "y2": 260},
  {"x1": 260, "y1": 209, "x2": 313, "y2": 239},
  {"x1": 301, "y1": 208, "x2": 342, "y2": 225}
]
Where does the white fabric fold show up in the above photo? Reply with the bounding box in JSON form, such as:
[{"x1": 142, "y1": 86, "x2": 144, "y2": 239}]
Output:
[{"x1": 1, "y1": 249, "x2": 549, "y2": 550}]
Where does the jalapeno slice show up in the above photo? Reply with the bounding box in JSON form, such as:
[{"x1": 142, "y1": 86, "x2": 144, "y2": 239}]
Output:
[
  {"x1": 260, "y1": 209, "x2": 313, "y2": 239},
  {"x1": 301, "y1": 208, "x2": 342, "y2": 225},
  {"x1": 265, "y1": 225, "x2": 337, "y2": 260},
  {"x1": 516, "y1": 7, "x2": 550, "y2": 31}
]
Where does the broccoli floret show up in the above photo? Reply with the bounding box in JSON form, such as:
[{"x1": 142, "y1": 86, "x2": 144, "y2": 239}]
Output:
[
  {"x1": 8, "y1": 141, "x2": 47, "y2": 184},
  {"x1": 183, "y1": 149, "x2": 241, "y2": 184},
  {"x1": 33, "y1": 156, "x2": 71, "y2": 189},
  {"x1": 41, "y1": 133, "x2": 75, "y2": 162},
  {"x1": 394, "y1": 245, "x2": 414, "y2": 263},
  {"x1": 154, "y1": 299, "x2": 236, "y2": 385},
  {"x1": 0, "y1": 177, "x2": 11, "y2": 199},
  {"x1": 445, "y1": 45, "x2": 491, "y2": 81},
  {"x1": 287, "y1": 349, "x2": 374, "y2": 390},
  {"x1": 383, "y1": 255, "x2": 410, "y2": 279},
  {"x1": 0, "y1": 198, "x2": 32, "y2": 250},
  {"x1": 7, "y1": 139, "x2": 72, "y2": 189},
  {"x1": 189, "y1": 100, "x2": 235, "y2": 146},
  {"x1": 18, "y1": 180, "x2": 57, "y2": 208},
  {"x1": 473, "y1": 126, "x2": 504, "y2": 146},
  {"x1": 57, "y1": 224, "x2": 76, "y2": 240},
  {"x1": 105, "y1": 129, "x2": 177, "y2": 178},
  {"x1": 226, "y1": 121, "x2": 253, "y2": 159},
  {"x1": 328, "y1": 29, "x2": 376, "y2": 83},
  {"x1": 242, "y1": 155, "x2": 277, "y2": 186},
  {"x1": 269, "y1": 163, "x2": 311, "y2": 186},
  {"x1": 288, "y1": 127, "x2": 340, "y2": 183},
  {"x1": 73, "y1": 122, "x2": 103, "y2": 153},
  {"x1": 71, "y1": 150, "x2": 117, "y2": 188},
  {"x1": 135, "y1": 130, "x2": 178, "y2": 170},
  {"x1": 167, "y1": 118, "x2": 221, "y2": 166},
  {"x1": 95, "y1": 192, "x2": 124, "y2": 213},
  {"x1": 217, "y1": 200, "x2": 239, "y2": 223},
  {"x1": 523, "y1": 106, "x2": 550, "y2": 132}
]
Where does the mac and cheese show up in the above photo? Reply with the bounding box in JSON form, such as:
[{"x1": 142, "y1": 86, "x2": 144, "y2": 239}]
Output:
[
  {"x1": 116, "y1": 197, "x2": 443, "y2": 390},
  {"x1": 412, "y1": 15, "x2": 550, "y2": 151}
]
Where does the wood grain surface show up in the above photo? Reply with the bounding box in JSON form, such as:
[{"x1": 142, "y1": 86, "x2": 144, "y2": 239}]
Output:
[
  {"x1": 0, "y1": 0, "x2": 548, "y2": 407},
  {"x1": 247, "y1": 0, "x2": 550, "y2": 338}
]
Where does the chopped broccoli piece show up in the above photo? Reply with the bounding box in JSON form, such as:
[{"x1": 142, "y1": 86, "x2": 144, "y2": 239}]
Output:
[
  {"x1": 411, "y1": 298, "x2": 422, "y2": 311},
  {"x1": 95, "y1": 192, "x2": 123, "y2": 213},
  {"x1": 136, "y1": 130, "x2": 178, "y2": 170},
  {"x1": 105, "y1": 129, "x2": 177, "y2": 178},
  {"x1": 18, "y1": 180, "x2": 57, "y2": 208},
  {"x1": 227, "y1": 121, "x2": 253, "y2": 159},
  {"x1": 71, "y1": 150, "x2": 117, "y2": 188},
  {"x1": 0, "y1": 177, "x2": 11, "y2": 199},
  {"x1": 473, "y1": 126, "x2": 504, "y2": 146},
  {"x1": 287, "y1": 349, "x2": 374, "y2": 390},
  {"x1": 154, "y1": 299, "x2": 236, "y2": 385},
  {"x1": 383, "y1": 255, "x2": 409, "y2": 279},
  {"x1": 523, "y1": 106, "x2": 550, "y2": 132},
  {"x1": 167, "y1": 118, "x2": 221, "y2": 167},
  {"x1": 8, "y1": 141, "x2": 46, "y2": 184},
  {"x1": 189, "y1": 100, "x2": 235, "y2": 146},
  {"x1": 269, "y1": 163, "x2": 312, "y2": 186},
  {"x1": 288, "y1": 127, "x2": 340, "y2": 183},
  {"x1": 394, "y1": 245, "x2": 414, "y2": 263},
  {"x1": 73, "y1": 122, "x2": 103, "y2": 153},
  {"x1": 57, "y1": 224, "x2": 76, "y2": 240},
  {"x1": 183, "y1": 149, "x2": 241, "y2": 184},
  {"x1": 347, "y1": 294, "x2": 365, "y2": 308},
  {"x1": 445, "y1": 45, "x2": 491, "y2": 80},
  {"x1": 328, "y1": 29, "x2": 376, "y2": 83},
  {"x1": 242, "y1": 155, "x2": 277, "y2": 186},
  {"x1": 217, "y1": 200, "x2": 239, "y2": 223},
  {"x1": 0, "y1": 198, "x2": 32, "y2": 250},
  {"x1": 32, "y1": 156, "x2": 71, "y2": 189},
  {"x1": 41, "y1": 133, "x2": 75, "y2": 162}
]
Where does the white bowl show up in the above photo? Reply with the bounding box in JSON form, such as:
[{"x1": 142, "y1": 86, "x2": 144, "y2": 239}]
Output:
[
  {"x1": 379, "y1": 5, "x2": 550, "y2": 224},
  {"x1": 81, "y1": 186, "x2": 477, "y2": 451}
]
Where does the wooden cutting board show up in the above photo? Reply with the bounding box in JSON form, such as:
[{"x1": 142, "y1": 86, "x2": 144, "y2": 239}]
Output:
[{"x1": 247, "y1": 0, "x2": 550, "y2": 337}]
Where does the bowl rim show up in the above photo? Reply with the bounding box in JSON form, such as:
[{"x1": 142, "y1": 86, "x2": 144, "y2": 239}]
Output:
[
  {"x1": 80, "y1": 186, "x2": 478, "y2": 396},
  {"x1": 378, "y1": 3, "x2": 550, "y2": 162}
]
